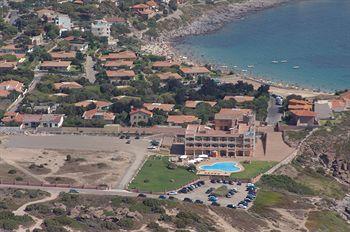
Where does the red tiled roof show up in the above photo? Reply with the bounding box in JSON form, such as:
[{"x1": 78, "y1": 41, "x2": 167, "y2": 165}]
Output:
[
  {"x1": 0, "y1": 61, "x2": 17, "y2": 69},
  {"x1": 131, "y1": 4, "x2": 149, "y2": 9},
  {"x1": 143, "y1": 103, "x2": 175, "y2": 112},
  {"x1": 101, "y1": 51, "x2": 137, "y2": 60},
  {"x1": 50, "y1": 51, "x2": 76, "y2": 60},
  {"x1": 106, "y1": 70, "x2": 135, "y2": 78},
  {"x1": 75, "y1": 100, "x2": 112, "y2": 109},
  {"x1": 0, "y1": 89, "x2": 10, "y2": 97},
  {"x1": 185, "y1": 100, "x2": 217, "y2": 108},
  {"x1": 104, "y1": 60, "x2": 133, "y2": 68},
  {"x1": 152, "y1": 60, "x2": 180, "y2": 68},
  {"x1": 340, "y1": 91, "x2": 350, "y2": 100},
  {"x1": 290, "y1": 110, "x2": 317, "y2": 117},
  {"x1": 53, "y1": 82, "x2": 82, "y2": 90},
  {"x1": 130, "y1": 108, "x2": 153, "y2": 116},
  {"x1": 215, "y1": 108, "x2": 253, "y2": 120},
  {"x1": 82, "y1": 109, "x2": 115, "y2": 121},
  {"x1": 224, "y1": 95, "x2": 254, "y2": 103},
  {"x1": 167, "y1": 115, "x2": 199, "y2": 124},
  {"x1": 180, "y1": 66, "x2": 210, "y2": 74},
  {"x1": 0, "y1": 80, "x2": 24, "y2": 92},
  {"x1": 156, "y1": 72, "x2": 182, "y2": 81}
]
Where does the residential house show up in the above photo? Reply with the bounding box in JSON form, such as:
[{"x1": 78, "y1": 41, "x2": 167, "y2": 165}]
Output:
[
  {"x1": 31, "y1": 33, "x2": 44, "y2": 46},
  {"x1": 74, "y1": 100, "x2": 112, "y2": 110},
  {"x1": 331, "y1": 99, "x2": 346, "y2": 112},
  {"x1": 50, "y1": 51, "x2": 76, "y2": 61},
  {"x1": 289, "y1": 110, "x2": 317, "y2": 126},
  {"x1": 53, "y1": 82, "x2": 82, "y2": 90},
  {"x1": 288, "y1": 99, "x2": 313, "y2": 111},
  {"x1": 36, "y1": 9, "x2": 58, "y2": 22},
  {"x1": 0, "y1": 90, "x2": 10, "y2": 98},
  {"x1": 156, "y1": 72, "x2": 182, "y2": 81},
  {"x1": 185, "y1": 100, "x2": 217, "y2": 109},
  {"x1": 314, "y1": 100, "x2": 333, "y2": 120},
  {"x1": 2, "y1": 113, "x2": 64, "y2": 129},
  {"x1": 224, "y1": 95, "x2": 254, "y2": 103},
  {"x1": 103, "y1": 60, "x2": 133, "y2": 70},
  {"x1": 63, "y1": 36, "x2": 88, "y2": 52},
  {"x1": 152, "y1": 60, "x2": 180, "y2": 70},
  {"x1": 106, "y1": 70, "x2": 135, "y2": 83},
  {"x1": 91, "y1": 20, "x2": 111, "y2": 37},
  {"x1": 40, "y1": 61, "x2": 71, "y2": 71},
  {"x1": 167, "y1": 115, "x2": 200, "y2": 127},
  {"x1": 143, "y1": 103, "x2": 175, "y2": 112},
  {"x1": 100, "y1": 51, "x2": 137, "y2": 61},
  {"x1": 0, "y1": 53, "x2": 26, "y2": 62},
  {"x1": 54, "y1": 14, "x2": 72, "y2": 35},
  {"x1": 180, "y1": 66, "x2": 210, "y2": 79},
  {"x1": 340, "y1": 91, "x2": 350, "y2": 109},
  {"x1": 129, "y1": 108, "x2": 153, "y2": 126},
  {"x1": 130, "y1": 3, "x2": 155, "y2": 19},
  {"x1": 0, "y1": 44, "x2": 26, "y2": 54},
  {"x1": 0, "y1": 80, "x2": 24, "y2": 93},
  {"x1": 82, "y1": 109, "x2": 115, "y2": 123},
  {"x1": 104, "y1": 17, "x2": 127, "y2": 24},
  {"x1": 0, "y1": 61, "x2": 17, "y2": 71}
]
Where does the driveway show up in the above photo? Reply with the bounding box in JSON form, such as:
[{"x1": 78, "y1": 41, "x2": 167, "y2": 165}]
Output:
[
  {"x1": 85, "y1": 55, "x2": 96, "y2": 83},
  {"x1": 266, "y1": 97, "x2": 282, "y2": 126}
]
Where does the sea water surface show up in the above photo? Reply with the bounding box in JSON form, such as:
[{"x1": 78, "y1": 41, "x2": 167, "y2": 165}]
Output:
[{"x1": 175, "y1": 0, "x2": 350, "y2": 91}]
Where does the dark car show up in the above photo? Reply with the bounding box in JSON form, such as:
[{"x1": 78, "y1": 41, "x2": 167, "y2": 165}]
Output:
[
  {"x1": 125, "y1": 135, "x2": 130, "y2": 139},
  {"x1": 198, "y1": 180, "x2": 205, "y2": 185},
  {"x1": 126, "y1": 140, "x2": 131, "y2": 144},
  {"x1": 210, "y1": 179, "x2": 216, "y2": 184},
  {"x1": 120, "y1": 135, "x2": 125, "y2": 139},
  {"x1": 211, "y1": 202, "x2": 220, "y2": 206},
  {"x1": 159, "y1": 195, "x2": 167, "y2": 199},
  {"x1": 135, "y1": 135, "x2": 140, "y2": 139},
  {"x1": 138, "y1": 193, "x2": 146, "y2": 198},
  {"x1": 183, "y1": 198, "x2": 193, "y2": 203},
  {"x1": 195, "y1": 199, "x2": 204, "y2": 204},
  {"x1": 237, "y1": 181, "x2": 242, "y2": 185},
  {"x1": 205, "y1": 188, "x2": 215, "y2": 194},
  {"x1": 227, "y1": 204, "x2": 236, "y2": 209},
  {"x1": 223, "y1": 180, "x2": 229, "y2": 184},
  {"x1": 228, "y1": 180, "x2": 234, "y2": 185}
]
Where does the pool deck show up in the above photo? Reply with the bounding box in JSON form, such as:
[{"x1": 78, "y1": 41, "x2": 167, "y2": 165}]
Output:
[{"x1": 196, "y1": 159, "x2": 245, "y2": 176}]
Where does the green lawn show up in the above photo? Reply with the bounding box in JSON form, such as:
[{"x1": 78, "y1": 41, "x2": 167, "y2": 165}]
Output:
[
  {"x1": 230, "y1": 161, "x2": 277, "y2": 180},
  {"x1": 128, "y1": 156, "x2": 197, "y2": 193},
  {"x1": 251, "y1": 190, "x2": 284, "y2": 213},
  {"x1": 306, "y1": 210, "x2": 350, "y2": 232}
]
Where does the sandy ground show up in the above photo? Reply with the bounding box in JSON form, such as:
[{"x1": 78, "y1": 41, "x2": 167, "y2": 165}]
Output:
[
  {"x1": 0, "y1": 135, "x2": 150, "y2": 189},
  {"x1": 220, "y1": 75, "x2": 331, "y2": 98}
]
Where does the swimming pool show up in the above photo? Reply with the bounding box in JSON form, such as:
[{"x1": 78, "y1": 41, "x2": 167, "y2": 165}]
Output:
[{"x1": 199, "y1": 162, "x2": 241, "y2": 173}]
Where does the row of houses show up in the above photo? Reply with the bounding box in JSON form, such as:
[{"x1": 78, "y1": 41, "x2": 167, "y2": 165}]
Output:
[{"x1": 287, "y1": 91, "x2": 350, "y2": 126}]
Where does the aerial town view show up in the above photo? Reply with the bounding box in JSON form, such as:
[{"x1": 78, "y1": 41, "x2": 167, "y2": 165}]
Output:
[{"x1": 0, "y1": 0, "x2": 349, "y2": 231}]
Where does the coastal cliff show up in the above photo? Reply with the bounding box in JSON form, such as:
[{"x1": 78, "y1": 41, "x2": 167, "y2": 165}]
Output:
[{"x1": 156, "y1": 0, "x2": 294, "y2": 40}]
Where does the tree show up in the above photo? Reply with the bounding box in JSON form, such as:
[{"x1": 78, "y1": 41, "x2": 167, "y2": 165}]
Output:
[{"x1": 44, "y1": 23, "x2": 59, "y2": 39}]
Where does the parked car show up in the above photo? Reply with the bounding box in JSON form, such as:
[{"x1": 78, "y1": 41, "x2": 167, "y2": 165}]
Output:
[
  {"x1": 120, "y1": 135, "x2": 125, "y2": 139},
  {"x1": 223, "y1": 180, "x2": 229, "y2": 184},
  {"x1": 205, "y1": 188, "x2": 215, "y2": 194},
  {"x1": 68, "y1": 189, "x2": 79, "y2": 194},
  {"x1": 237, "y1": 181, "x2": 242, "y2": 185},
  {"x1": 168, "y1": 191, "x2": 178, "y2": 195},
  {"x1": 183, "y1": 198, "x2": 193, "y2": 203},
  {"x1": 195, "y1": 199, "x2": 204, "y2": 204},
  {"x1": 226, "y1": 193, "x2": 232, "y2": 198},
  {"x1": 228, "y1": 180, "x2": 234, "y2": 185},
  {"x1": 244, "y1": 198, "x2": 252, "y2": 202},
  {"x1": 208, "y1": 196, "x2": 218, "y2": 202},
  {"x1": 147, "y1": 146, "x2": 157, "y2": 150},
  {"x1": 159, "y1": 195, "x2": 167, "y2": 199},
  {"x1": 126, "y1": 140, "x2": 131, "y2": 144},
  {"x1": 238, "y1": 204, "x2": 247, "y2": 209},
  {"x1": 198, "y1": 180, "x2": 205, "y2": 185},
  {"x1": 227, "y1": 204, "x2": 236, "y2": 209},
  {"x1": 210, "y1": 179, "x2": 216, "y2": 184},
  {"x1": 138, "y1": 193, "x2": 146, "y2": 198},
  {"x1": 135, "y1": 135, "x2": 140, "y2": 139}
]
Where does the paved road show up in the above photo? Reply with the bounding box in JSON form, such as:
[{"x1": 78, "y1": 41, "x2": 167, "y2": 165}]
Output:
[
  {"x1": 7, "y1": 70, "x2": 43, "y2": 112},
  {"x1": 85, "y1": 55, "x2": 96, "y2": 83},
  {"x1": 266, "y1": 97, "x2": 282, "y2": 126}
]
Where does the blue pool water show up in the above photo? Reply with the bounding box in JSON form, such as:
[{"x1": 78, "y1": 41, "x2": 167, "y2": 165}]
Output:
[
  {"x1": 175, "y1": 0, "x2": 350, "y2": 91},
  {"x1": 200, "y1": 162, "x2": 241, "y2": 173}
]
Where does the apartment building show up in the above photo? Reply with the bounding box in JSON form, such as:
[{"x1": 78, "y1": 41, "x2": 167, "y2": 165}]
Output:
[
  {"x1": 184, "y1": 108, "x2": 256, "y2": 157},
  {"x1": 91, "y1": 20, "x2": 111, "y2": 37}
]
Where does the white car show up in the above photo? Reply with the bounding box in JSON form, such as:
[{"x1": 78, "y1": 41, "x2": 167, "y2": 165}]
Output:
[
  {"x1": 168, "y1": 191, "x2": 178, "y2": 195},
  {"x1": 147, "y1": 146, "x2": 157, "y2": 150}
]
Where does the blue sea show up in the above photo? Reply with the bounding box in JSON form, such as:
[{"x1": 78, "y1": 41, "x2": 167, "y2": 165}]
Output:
[{"x1": 175, "y1": 0, "x2": 350, "y2": 91}]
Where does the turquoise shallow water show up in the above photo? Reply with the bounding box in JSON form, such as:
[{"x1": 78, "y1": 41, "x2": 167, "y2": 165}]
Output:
[
  {"x1": 199, "y1": 162, "x2": 241, "y2": 173},
  {"x1": 175, "y1": 0, "x2": 350, "y2": 91}
]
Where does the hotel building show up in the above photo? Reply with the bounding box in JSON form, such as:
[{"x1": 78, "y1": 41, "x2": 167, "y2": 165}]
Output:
[{"x1": 184, "y1": 108, "x2": 256, "y2": 157}]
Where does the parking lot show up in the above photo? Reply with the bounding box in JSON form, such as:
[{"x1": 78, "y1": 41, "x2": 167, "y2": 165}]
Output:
[{"x1": 174, "y1": 180, "x2": 256, "y2": 209}]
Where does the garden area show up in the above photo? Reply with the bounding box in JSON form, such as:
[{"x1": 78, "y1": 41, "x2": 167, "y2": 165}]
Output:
[
  {"x1": 230, "y1": 161, "x2": 277, "y2": 180},
  {"x1": 128, "y1": 156, "x2": 197, "y2": 193}
]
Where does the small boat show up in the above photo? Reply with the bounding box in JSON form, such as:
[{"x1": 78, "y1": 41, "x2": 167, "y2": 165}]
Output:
[
  {"x1": 272, "y1": 60, "x2": 279, "y2": 64},
  {"x1": 247, "y1": 65, "x2": 254, "y2": 68},
  {"x1": 293, "y1": 66, "x2": 300, "y2": 69},
  {"x1": 281, "y1": 60, "x2": 288, "y2": 63},
  {"x1": 233, "y1": 65, "x2": 238, "y2": 68},
  {"x1": 242, "y1": 69, "x2": 248, "y2": 72}
]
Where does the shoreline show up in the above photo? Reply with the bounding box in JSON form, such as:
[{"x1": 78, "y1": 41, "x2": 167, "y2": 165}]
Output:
[{"x1": 141, "y1": 0, "x2": 333, "y2": 97}]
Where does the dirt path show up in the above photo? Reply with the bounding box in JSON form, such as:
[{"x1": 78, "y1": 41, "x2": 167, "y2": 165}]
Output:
[{"x1": 14, "y1": 191, "x2": 59, "y2": 232}]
